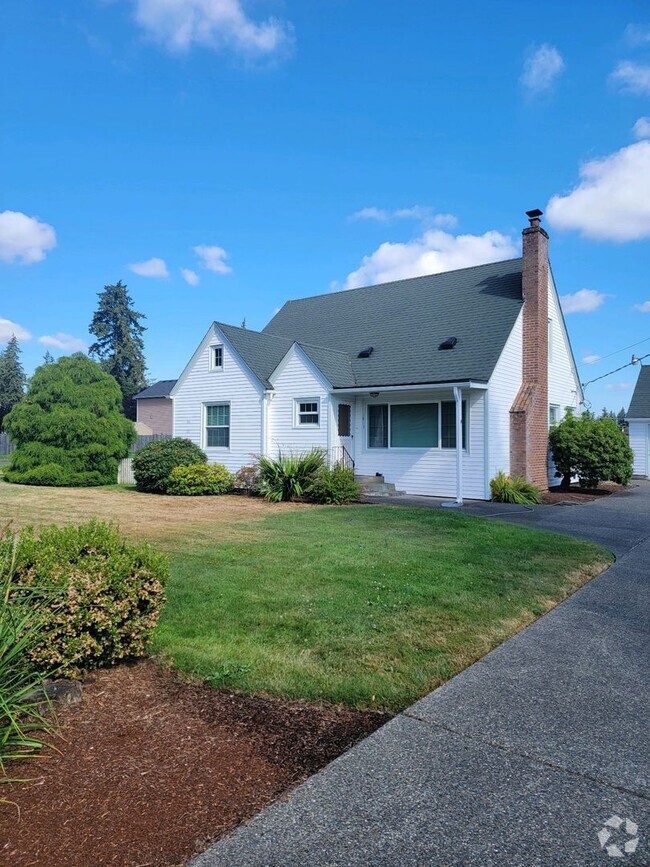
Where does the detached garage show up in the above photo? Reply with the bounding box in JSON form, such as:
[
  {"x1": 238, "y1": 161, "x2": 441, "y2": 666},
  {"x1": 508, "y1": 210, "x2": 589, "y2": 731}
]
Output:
[{"x1": 627, "y1": 365, "x2": 650, "y2": 479}]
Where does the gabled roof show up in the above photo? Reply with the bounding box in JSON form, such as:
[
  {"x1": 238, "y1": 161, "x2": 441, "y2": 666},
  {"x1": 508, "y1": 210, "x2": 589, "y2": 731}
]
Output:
[
  {"x1": 627, "y1": 365, "x2": 650, "y2": 418},
  {"x1": 134, "y1": 379, "x2": 177, "y2": 399},
  {"x1": 216, "y1": 323, "x2": 293, "y2": 388},
  {"x1": 263, "y1": 258, "x2": 524, "y2": 387}
]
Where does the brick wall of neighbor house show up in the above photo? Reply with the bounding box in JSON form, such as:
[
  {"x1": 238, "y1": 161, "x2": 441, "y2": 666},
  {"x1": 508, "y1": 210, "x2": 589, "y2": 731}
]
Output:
[
  {"x1": 136, "y1": 398, "x2": 173, "y2": 435},
  {"x1": 510, "y1": 211, "x2": 549, "y2": 490}
]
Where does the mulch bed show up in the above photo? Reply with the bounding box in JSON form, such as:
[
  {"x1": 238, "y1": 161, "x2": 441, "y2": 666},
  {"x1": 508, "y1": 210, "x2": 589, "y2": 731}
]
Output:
[
  {"x1": 541, "y1": 481, "x2": 630, "y2": 505},
  {"x1": 1, "y1": 661, "x2": 390, "y2": 867}
]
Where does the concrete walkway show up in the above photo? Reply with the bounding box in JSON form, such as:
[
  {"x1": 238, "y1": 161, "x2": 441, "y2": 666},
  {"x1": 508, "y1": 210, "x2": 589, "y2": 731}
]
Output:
[{"x1": 193, "y1": 483, "x2": 650, "y2": 867}]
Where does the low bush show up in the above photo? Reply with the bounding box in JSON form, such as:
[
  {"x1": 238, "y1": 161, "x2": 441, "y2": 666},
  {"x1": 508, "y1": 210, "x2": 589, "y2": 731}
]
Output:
[
  {"x1": 306, "y1": 464, "x2": 361, "y2": 504},
  {"x1": 258, "y1": 450, "x2": 326, "y2": 502},
  {"x1": 0, "y1": 532, "x2": 57, "y2": 780},
  {"x1": 166, "y1": 462, "x2": 234, "y2": 495},
  {"x1": 490, "y1": 471, "x2": 542, "y2": 505},
  {"x1": 10, "y1": 520, "x2": 168, "y2": 678},
  {"x1": 233, "y1": 464, "x2": 261, "y2": 495},
  {"x1": 132, "y1": 438, "x2": 207, "y2": 494}
]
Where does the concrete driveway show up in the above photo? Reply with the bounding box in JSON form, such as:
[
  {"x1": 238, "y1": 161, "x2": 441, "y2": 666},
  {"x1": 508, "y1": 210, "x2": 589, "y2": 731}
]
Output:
[{"x1": 193, "y1": 482, "x2": 650, "y2": 866}]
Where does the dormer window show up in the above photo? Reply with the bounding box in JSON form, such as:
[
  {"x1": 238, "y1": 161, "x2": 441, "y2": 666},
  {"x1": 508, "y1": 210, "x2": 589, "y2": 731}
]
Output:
[{"x1": 210, "y1": 345, "x2": 223, "y2": 371}]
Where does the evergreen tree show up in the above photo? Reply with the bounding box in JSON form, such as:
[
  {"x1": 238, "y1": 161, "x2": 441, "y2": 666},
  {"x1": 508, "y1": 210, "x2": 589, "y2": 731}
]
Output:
[
  {"x1": 43, "y1": 350, "x2": 55, "y2": 364},
  {"x1": 89, "y1": 281, "x2": 147, "y2": 419},
  {"x1": 0, "y1": 335, "x2": 26, "y2": 427}
]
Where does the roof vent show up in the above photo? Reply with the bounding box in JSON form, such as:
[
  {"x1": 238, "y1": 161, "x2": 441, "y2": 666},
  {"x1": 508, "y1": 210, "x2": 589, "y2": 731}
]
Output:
[
  {"x1": 357, "y1": 346, "x2": 374, "y2": 358},
  {"x1": 439, "y1": 337, "x2": 457, "y2": 351}
]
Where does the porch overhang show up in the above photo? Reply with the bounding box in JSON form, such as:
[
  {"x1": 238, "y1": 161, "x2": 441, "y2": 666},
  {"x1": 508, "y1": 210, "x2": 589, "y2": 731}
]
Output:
[{"x1": 331, "y1": 380, "x2": 488, "y2": 396}]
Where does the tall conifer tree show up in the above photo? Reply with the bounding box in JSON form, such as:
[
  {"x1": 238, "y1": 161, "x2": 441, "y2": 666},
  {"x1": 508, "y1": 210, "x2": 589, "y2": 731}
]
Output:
[{"x1": 0, "y1": 335, "x2": 26, "y2": 426}]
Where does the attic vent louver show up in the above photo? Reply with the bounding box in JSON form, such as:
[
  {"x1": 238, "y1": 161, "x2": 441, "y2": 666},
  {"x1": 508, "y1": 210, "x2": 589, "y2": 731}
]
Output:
[
  {"x1": 439, "y1": 337, "x2": 457, "y2": 351},
  {"x1": 357, "y1": 346, "x2": 374, "y2": 358}
]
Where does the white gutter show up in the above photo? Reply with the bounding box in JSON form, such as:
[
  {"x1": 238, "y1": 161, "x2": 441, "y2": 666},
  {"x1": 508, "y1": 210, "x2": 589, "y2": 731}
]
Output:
[
  {"x1": 333, "y1": 381, "x2": 487, "y2": 394},
  {"x1": 441, "y1": 385, "x2": 464, "y2": 508}
]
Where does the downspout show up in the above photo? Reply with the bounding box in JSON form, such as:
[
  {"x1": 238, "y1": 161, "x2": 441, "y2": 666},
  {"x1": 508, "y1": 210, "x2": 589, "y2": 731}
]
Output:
[
  {"x1": 261, "y1": 391, "x2": 270, "y2": 458},
  {"x1": 441, "y1": 386, "x2": 464, "y2": 508}
]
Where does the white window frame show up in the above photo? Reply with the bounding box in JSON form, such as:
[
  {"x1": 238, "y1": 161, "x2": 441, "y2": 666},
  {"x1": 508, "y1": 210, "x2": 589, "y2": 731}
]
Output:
[
  {"x1": 294, "y1": 398, "x2": 320, "y2": 428},
  {"x1": 366, "y1": 400, "x2": 469, "y2": 452},
  {"x1": 209, "y1": 344, "x2": 224, "y2": 371},
  {"x1": 549, "y1": 404, "x2": 561, "y2": 428},
  {"x1": 204, "y1": 401, "x2": 230, "y2": 449}
]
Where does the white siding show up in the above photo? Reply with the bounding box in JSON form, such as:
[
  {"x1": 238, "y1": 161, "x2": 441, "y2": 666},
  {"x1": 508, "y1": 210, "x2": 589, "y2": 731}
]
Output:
[
  {"x1": 486, "y1": 310, "x2": 522, "y2": 485},
  {"x1": 353, "y1": 389, "x2": 486, "y2": 499},
  {"x1": 267, "y1": 346, "x2": 330, "y2": 455},
  {"x1": 548, "y1": 272, "x2": 581, "y2": 418},
  {"x1": 629, "y1": 422, "x2": 649, "y2": 478},
  {"x1": 172, "y1": 325, "x2": 263, "y2": 472}
]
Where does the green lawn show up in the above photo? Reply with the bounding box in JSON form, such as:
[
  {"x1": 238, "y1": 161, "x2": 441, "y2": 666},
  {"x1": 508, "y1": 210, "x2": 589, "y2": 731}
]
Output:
[{"x1": 155, "y1": 505, "x2": 611, "y2": 711}]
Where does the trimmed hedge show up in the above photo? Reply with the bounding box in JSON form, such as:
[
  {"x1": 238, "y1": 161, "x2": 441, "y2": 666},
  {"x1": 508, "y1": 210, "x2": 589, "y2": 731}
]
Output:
[
  {"x1": 166, "y1": 463, "x2": 234, "y2": 495},
  {"x1": 132, "y1": 437, "x2": 207, "y2": 494},
  {"x1": 7, "y1": 520, "x2": 168, "y2": 677}
]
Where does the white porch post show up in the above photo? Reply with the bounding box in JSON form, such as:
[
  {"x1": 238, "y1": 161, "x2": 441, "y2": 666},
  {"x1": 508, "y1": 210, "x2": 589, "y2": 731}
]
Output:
[{"x1": 441, "y1": 385, "x2": 463, "y2": 508}]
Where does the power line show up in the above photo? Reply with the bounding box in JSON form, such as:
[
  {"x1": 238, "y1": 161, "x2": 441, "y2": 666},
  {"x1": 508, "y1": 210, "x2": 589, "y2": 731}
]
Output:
[
  {"x1": 583, "y1": 335, "x2": 650, "y2": 366},
  {"x1": 581, "y1": 353, "x2": 650, "y2": 389}
]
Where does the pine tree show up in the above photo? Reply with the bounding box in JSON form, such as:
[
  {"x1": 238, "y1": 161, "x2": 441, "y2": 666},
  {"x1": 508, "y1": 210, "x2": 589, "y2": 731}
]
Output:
[
  {"x1": 43, "y1": 350, "x2": 55, "y2": 364},
  {"x1": 0, "y1": 335, "x2": 26, "y2": 426},
  {"x1": 89, "y1": 281, "x2": 147, "y2": 419}
]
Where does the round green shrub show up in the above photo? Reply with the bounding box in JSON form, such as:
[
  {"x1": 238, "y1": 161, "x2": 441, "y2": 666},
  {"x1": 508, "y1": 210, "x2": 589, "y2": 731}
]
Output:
[
  {"x1": 166, "y1": 462, "x2": 234, "y2": 495},
  {"x1": 131, "y1": 437, "x2": 207, "y2": 493},
  {"x1": 550, "y1": 409, "x2": 633, "y2": 489},
  {"x1": 10, "y1": 520, "x2": 168, "y2": 678},
  {"x1": 306, "y1": 465, "x2": 362, "y2": 504}
]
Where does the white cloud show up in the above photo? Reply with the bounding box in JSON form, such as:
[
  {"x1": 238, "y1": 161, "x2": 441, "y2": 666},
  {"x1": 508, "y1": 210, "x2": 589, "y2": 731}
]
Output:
[
  {"x1": 128, "y1": 257, "x2": 169, "y2": 278},
  {"x1": 342, "y1": 228, "x2": 517, "y2": 291},
  {"x1": 180, "y1": 267, "x2": 200, "y2": 285},
  {"x1": 560, "y1": 289, "x2": 608, "y2": 314},
  {"x1": 634, "y1": 300, "x2": 650, "y2": 313},
  {"x1": 520, "y1": 44, "x2": 565, "y2": 95},
  {"x1": 350, "y1": 206, "x2": 458, "y2": 228},
  {"x1": 610, "y1": 61, "x2": 650, "y2": 94},
  {"x1": 131, "y1": 0, "x2": 293, "y2": 58},
  {"x1": 0, "y1": 211, "x2": 57, "y2": 265},
  {"x1": 546, "y1": 141, "x2": 650, "y2": 241},
  {"x1": 0, "y1": 318, "x2": 31, "y2": 343},
  {"x1": 624, "y1": 24, "x2": 650, "y2": 46},
  {"x1": 193, "y1": 244, "x2": 232, "y2": 274},
  {"x1": 38, "y1": 332, "x2": 87, "y2": 352},
  {"x1": 605, "y1": 382, "x2": 634, "y2": 392},
  {"x1": 633, "y1": 117, "x2": 650, "y2": 139},
  {"x1": 582, "y1": 353, "x2": 602, "y2": 365}
]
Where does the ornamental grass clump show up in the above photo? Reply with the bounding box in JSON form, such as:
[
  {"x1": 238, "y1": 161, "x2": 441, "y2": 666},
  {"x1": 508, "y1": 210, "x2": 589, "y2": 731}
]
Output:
[
  {"x1": 257, "y1": 450, "x2": 326, "y2": 502},
  {"x1": 166, "y1": 462, "x2": 234, "y2": 495},
  {"x1": 0, "y1": 530, "x2": 57, "y2": 782},
  {"x1": 490, "y1": 471, "x2": 542, "y2": 505},
  {"x1": 12, "y1": 520, "x2": 168, "y2": 678}
]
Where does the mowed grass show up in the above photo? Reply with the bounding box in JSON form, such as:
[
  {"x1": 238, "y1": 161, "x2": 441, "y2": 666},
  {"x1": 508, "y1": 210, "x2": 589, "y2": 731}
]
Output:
[{"x1": 0, "y1": 480, "x2": 611, "y2": 711}]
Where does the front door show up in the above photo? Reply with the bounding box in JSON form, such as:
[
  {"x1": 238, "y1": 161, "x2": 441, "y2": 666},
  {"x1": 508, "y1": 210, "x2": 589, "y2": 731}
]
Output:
[{"x1": 337, "y1": 403, "x2": 354, "y2": 462}]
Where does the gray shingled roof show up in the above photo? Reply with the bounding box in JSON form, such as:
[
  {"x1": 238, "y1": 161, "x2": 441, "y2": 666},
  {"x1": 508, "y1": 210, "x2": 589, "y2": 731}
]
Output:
[
  {"x1": 134, "y1": 379, "x2": 177, "y2": 399},
  {"x1": 263, "y1": 258, "x2": 524, "y2": 387},
  {"x1": 627, "y1": 365, "x2": 650, "y2": 418},
  {"x1": 217, "y1": 323, "x2": 293, "y2": 388}
]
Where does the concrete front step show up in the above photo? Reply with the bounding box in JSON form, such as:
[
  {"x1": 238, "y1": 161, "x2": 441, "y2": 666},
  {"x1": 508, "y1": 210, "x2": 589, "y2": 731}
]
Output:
[
  {"x1": 355, "y1": 474, "x2": 386, "y2": 485},
  {"x1": 355, "y1": 474, "x2": 402, "y2": 495}
]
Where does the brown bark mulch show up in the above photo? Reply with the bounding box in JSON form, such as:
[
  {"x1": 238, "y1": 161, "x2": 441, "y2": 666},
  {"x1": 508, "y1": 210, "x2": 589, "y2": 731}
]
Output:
[
  {"x1": 541, "y1": 481, "x2": 630, "y2": 505},
  {"x1": 1, "y1": 662, "x2": 390, "y2": 867}
]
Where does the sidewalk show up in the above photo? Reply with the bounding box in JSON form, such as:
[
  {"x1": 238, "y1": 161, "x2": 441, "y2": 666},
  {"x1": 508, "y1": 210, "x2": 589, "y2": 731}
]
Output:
[{"x1": 192, "y1": 483, "x2": 650, "y2": 866}]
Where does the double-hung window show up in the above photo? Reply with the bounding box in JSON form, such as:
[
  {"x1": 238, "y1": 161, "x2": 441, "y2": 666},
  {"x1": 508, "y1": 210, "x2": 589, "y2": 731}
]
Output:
[
  {"x1": 206, "y1": 403, "x2": 230, "y2": 447},
  {"x1": 296, "y1": 399, "x2": 320, "y2": 426},
  {"x1": 210, "y1": 345, "x2": 223, "y2": 371}
]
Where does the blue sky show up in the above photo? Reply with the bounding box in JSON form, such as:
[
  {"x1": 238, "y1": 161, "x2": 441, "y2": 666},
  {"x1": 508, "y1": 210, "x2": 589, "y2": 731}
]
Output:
[{"x1": 2, "y1": 0, "x2": 650, "y2": 414}]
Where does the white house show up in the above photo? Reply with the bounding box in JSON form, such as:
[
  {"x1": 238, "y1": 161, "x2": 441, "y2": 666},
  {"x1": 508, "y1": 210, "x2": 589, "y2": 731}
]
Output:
[
  {"x1": 171, "y1": 210, "x2": 582, "y2": 500},
  {"x1": 627, "y1": 365, "x2": 650, "y2": 479}
]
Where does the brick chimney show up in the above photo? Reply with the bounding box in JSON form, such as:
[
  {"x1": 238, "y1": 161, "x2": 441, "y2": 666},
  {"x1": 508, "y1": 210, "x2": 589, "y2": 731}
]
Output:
[{"x1": 509, "y1": 209, "x2": 550, "y2": 489}]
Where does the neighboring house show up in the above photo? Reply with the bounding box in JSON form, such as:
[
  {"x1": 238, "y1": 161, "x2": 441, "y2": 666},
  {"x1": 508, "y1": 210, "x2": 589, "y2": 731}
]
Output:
[
  {"x1": 134, "y1": 380, "x2": 177, "y2": 435},
  {"x1": 627, "y1": 365, "x2": 650, "y2": 479},
  {"x1": 172, "y1": 210, "x2": 582, "y2": 500}
]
